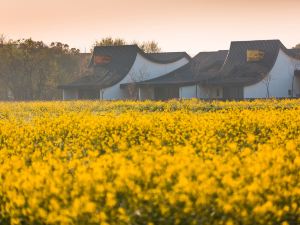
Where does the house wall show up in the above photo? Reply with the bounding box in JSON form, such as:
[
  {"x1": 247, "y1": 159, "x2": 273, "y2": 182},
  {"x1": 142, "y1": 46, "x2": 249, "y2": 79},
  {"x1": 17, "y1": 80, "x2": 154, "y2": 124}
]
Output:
[
  {"x1": 63, "y1": 89, "x2": 78, "y2": 100},
  {"x1": 180, "y1": 85, "x2": 223, "y2": 99},
  {"x1": 180, "y1": 85, "x2": 197, "y2": 99},
  {"x1": 244, "y1": 49, "x2": 300, "y2": 98},
  {"x1": 101, "y1": 53, "x2": 189, "y2": 100}
]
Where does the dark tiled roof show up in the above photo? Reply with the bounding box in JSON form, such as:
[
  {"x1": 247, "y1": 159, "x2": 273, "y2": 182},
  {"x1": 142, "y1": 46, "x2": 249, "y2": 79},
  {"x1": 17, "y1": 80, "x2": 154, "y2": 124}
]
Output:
[
  {"x1": 59, "y1": 40, "x2": 299, "y2": 90},
  {"x1": 59, "y1": 45, "x2": 138, "y2": 89},
  {"x1": 146, "y1": 52, "x2": 191, "y2": 62},
  {"x1": 288, "y1": 48, "x2": 300, "y2": 59},
  {"x1": 204, "y1": 40, "x2": 291, "y2": 86},
  {"x1": 132, "y1": 40, "x2": 299, "y2": 88},
  {"x1": 121, "y1": 50, "x2": 228, "y2": 87},
  {"x1": 59, "y1": 45, "x2": 190, "y2": 89}
]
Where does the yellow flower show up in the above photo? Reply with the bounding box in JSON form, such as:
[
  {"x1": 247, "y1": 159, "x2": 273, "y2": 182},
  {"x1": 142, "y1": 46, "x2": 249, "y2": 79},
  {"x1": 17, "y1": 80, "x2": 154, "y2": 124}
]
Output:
[
  {"x1": 0, "y1": 99, "x2": 299, "y2": 224},
  {"x1": 247, "y1": 133, "x2": 256, "y2": 143}
]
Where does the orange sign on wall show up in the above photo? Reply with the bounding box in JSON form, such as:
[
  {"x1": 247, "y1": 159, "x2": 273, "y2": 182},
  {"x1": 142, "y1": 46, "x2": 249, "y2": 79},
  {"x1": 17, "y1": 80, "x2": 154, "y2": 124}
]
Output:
[{"x1": 94, "y1": 55, "x2": 112, "y2": 65}]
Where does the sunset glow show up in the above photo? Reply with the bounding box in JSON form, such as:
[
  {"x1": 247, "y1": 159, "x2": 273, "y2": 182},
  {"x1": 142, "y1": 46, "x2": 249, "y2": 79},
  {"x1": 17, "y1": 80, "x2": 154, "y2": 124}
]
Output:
[{"x1": 1, "y1": 0, "x2": 299, "y2": 55}]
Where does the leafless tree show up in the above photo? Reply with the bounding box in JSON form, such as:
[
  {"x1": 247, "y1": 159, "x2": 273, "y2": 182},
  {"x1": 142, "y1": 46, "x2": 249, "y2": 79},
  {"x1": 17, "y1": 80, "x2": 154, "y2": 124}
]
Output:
[
  {"x1": 0, "y1": 34, "x2": 5, "y2": 46},
  {"x1": 261, "y1": 73, "x2": 272, "y2": 98},
  {"x1": 127, "y1": 66, "x2": 150, "y2": 99},
  {"x1": 133, "y1": 40, "x2": 161, "y2": 53},
  {"x1": 92, "y1": 37, "x2": 161, "y2": 53}
]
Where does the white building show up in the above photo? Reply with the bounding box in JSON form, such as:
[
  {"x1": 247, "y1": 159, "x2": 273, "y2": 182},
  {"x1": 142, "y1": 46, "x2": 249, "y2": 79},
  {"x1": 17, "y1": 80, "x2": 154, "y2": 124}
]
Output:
[
  {"x1": 59, "y1": 40, "x2": 300, "y2": 100},
  {"x1": 59, "y1": 45, "x2": 190, "y2": 100}
]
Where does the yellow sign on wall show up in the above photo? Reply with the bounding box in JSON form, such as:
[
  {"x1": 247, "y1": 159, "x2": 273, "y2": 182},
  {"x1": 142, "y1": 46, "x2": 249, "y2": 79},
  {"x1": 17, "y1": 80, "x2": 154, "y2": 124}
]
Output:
[{"x1": 247, "y1": 50, "x2": 265, "y2": 62}]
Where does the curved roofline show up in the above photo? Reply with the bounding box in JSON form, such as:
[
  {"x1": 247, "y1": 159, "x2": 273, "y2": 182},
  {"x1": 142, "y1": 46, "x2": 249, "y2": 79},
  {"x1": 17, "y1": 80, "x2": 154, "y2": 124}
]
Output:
[
  {"x1": 94, "y1": 45, "x2": 190, "y2": 88},
  {"x1": 123, "y1": 50, "x2": 228, "y2": 88},
  {"x1": 120, "y1": 40, "x2": 300, "y2": 89},
  {"x1": 61, "y1": 45, "x2": 190, "y2": 90},
  {"x1": 257, "y1": 41, "x2": 281, "y2": 84},
  {"x1": 136, "y1": 50, "x2": 191, "y2": 64},
  {"x1": 219, "y1": 50, "x2": 230, "y2": 71},
  {"x1": 220, "y1": 39, "x2": 282, "y2": 71},
  {"x1": 142, "y1": 51, "x2": 191, "y2": 63},
  {"x1": 203, "y1": 40, "x2": 287, "y2": 87},
  {"x1": 90, "y1": 44, "x2": 190, "y2": 67},
  {"x1": 247, "y1": 41, "x2": 300, "y2": 86}
]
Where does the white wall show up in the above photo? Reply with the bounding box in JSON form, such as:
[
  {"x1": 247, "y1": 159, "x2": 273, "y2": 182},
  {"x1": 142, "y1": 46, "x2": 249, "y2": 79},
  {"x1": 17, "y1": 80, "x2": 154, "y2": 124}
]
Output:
[
  {"x1": 102, "y1": 53, "x2": 189, "y2": 100},
  {"x1": 101, "y1": 84, "x2": 128, "y2": 100},
  {"x1": 180, "y1": 85, "x2": 223, "y2": 99},
  {"x1": 63, "y1": 89, "x2": 78, "y2": 100},
  {"x1": 180, "y1": 85, "x2": 197, "y2": 99},
  {"x1": 244, "y1": 49, "x2": 300, "y2": 98}
]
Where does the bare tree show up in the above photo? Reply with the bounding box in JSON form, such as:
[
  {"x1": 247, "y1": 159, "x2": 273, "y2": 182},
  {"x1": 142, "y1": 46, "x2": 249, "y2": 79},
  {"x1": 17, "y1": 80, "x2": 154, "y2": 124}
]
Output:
[
  {"x1": 91, "y1": 37, "x2": 127, "y2": 51},
  {"x1": 92, "y1": 37, "x2": 161, "y2": 53},
  {"x1": 127, "y1": 66, "x2": 150, "y2": 99},
  {"x1": 135, "y1": 41, "x2": 161, "y2": 53},
  {"x1": 0, "y1": 34, "x2": 5, "y2": 46},
  {"x1": 261, "y1": 73, "x2": 272, "y2": 98}
]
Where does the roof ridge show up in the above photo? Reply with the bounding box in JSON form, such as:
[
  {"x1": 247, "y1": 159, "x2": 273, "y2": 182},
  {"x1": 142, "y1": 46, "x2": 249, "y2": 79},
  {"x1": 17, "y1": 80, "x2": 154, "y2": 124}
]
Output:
[
  {"x1": 197, "y1": 50, "x2": 228, "y2": 54},
  {"x1": 230, "y1": 39, "x2": 281, "y2": 43},
  {"x1": 94, "y1": 44, "x2": 139, "y2": 49},
  {"x1": 142, "y1": 51, "x2": 191, "y2": 62},
  {"x1": 147, "y1": 51, "x2": 187, "y2": 54}
]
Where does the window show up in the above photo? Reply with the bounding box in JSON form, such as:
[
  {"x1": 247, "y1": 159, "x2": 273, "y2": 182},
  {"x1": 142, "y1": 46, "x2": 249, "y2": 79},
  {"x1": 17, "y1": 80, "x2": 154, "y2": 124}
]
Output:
[
  {"x1": 154, "y1": 87, "x2": 179, "y2": 100},
  {"x1": 223, "y1": 87, "x2": 244, "y2": 100},
  {"x1": 288, "y1": 89, "x2": 292, "y2": 96},
  {"x1": 247, "y1": 50, "x2": 264, "y2": 62},
  {"x1": 94, "y1": 55, "x2": 112, "y2": 65},
  {"x1": 78, "y1": 89, "x2": 99, "y2": 100}
]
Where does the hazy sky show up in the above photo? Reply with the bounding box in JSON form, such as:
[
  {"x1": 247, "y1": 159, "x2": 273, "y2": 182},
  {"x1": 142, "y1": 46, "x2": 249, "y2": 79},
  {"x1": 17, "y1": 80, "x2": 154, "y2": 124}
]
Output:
[{"x1": 0, "y1": 0, "x2": 299, "y2": 55}]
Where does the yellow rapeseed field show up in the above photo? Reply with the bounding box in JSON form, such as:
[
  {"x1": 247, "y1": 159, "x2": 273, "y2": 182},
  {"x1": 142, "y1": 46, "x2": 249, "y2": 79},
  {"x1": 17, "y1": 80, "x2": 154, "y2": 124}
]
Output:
[{"x1": 0, "y1": 99, "x2": 300, "y2": 225}]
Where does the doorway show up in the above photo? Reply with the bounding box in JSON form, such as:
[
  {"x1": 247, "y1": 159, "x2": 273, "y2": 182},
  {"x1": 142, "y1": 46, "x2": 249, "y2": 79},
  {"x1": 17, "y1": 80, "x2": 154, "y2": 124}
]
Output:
[
  {"x1": 223, "y1": 87, "x2": 244, "y2": 100},
  {"x1": 78, "y1": 89, "x2": 99, "y2": 100},
  {"x1": 154, "y1": 87, "x2": 179, "y2": 100}
]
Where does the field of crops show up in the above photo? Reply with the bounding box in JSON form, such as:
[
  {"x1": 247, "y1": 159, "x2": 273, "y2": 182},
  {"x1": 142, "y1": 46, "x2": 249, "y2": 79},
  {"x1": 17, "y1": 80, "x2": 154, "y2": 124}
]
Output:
[{"x1": 0, "y1": 99, "x2": 300, "y2": 225}]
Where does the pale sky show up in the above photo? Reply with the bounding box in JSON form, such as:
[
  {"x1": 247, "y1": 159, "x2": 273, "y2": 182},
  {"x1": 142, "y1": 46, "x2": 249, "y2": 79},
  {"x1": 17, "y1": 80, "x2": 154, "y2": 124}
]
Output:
[{"x1": 0, "y1": 0, "x2": 299, "y2": 56}]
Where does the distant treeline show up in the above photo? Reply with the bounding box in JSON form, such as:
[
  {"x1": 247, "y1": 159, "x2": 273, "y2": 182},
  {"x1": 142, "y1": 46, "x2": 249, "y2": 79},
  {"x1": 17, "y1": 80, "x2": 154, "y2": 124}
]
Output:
[
  {"x1": 0, "y1": 36, "x2": 161, "y2": 101},
  {"x1": 0, "y1": 37, "x2": 90, "y2": 101}
]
